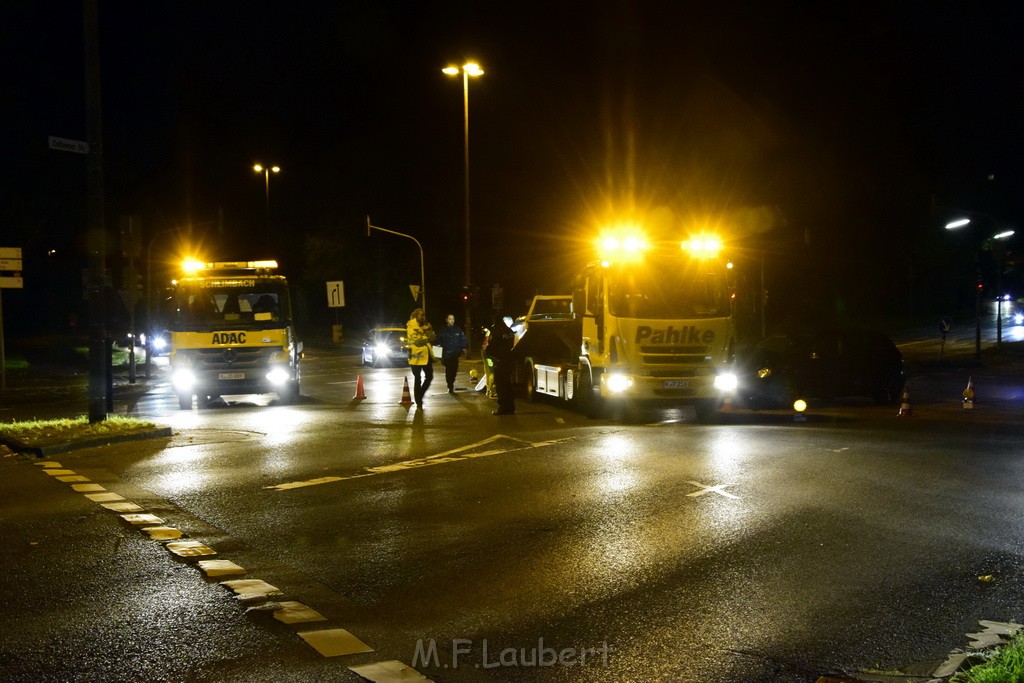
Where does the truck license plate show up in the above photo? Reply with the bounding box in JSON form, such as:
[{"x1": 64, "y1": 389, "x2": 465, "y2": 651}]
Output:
[
  {"x1": 219, "y1": 372, "x2": 245, "y2": 380},
  {"x1": 662, "y1": 380, "x2": 688, "y2": 389}
]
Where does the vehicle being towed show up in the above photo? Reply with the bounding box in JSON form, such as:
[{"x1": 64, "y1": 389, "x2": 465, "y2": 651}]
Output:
[{"x1": 737, "y1": 327, "x2": 905, "y2": 409}]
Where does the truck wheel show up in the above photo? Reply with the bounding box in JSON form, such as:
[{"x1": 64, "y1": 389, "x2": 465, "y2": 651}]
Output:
[
  {"x1": 278, "y1": 380, "x2": 300, "y2": 405},
  {"x1": 576, "y1": 369, "x2": 604, "y2": 419},
  {"x1": 177, "y1": 392, "x2": 192, "y2": 410},
  {"x1": 524, "y1": 361, "x2": 537, "y2": 402},
  {"x1": 694, "y1": 399, "x2": 720, "y2": 424}
]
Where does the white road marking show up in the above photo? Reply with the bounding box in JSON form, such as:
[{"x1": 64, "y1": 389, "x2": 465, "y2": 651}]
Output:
[
  {"x1": 685, "y1": 481, "x2": 740, "y2": 499},
  {"x1": 264, "y1": 434, "x2": 576, "y2": 491}
]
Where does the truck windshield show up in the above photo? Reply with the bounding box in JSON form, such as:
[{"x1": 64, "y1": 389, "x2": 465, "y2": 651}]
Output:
[
  {"x1": 171, "y1": 281, "x2": 291, "y2": 331},
  {"x1": 606, "y1": 258, "x2": 730, "y2": 319}
]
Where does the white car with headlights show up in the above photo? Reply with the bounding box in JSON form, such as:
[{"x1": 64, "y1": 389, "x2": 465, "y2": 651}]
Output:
[{"x1": 361, "y1": 327, "x2": 410, "y2": 368}]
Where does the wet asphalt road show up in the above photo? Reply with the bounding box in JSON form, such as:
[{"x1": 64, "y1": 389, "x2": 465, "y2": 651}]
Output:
[{"x1": 2, "y1": 338, "x2": 1024, "y2": 682}]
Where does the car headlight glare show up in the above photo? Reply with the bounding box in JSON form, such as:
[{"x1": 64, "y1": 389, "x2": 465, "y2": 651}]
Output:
[
  {"x1": 714, "y1": 373, "x2": 738, "y2": 391},
  {"x1": 171, "y1": 369, "x2": 196, "y2": 391},
  {"x1": 374, "y1": 343, "x2": 390, "y2": 357},
  {"x1": 1015, "y1": 313, "x2": 1023, "y2": 325}
]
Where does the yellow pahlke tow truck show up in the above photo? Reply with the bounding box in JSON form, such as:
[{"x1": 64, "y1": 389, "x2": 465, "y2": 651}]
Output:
[
  {"x1": 515, "y1": 230, "x2": 737, "y2": 421},
  {"x1": 168, "y1": 259, "x2": 302, "y2": 409}
]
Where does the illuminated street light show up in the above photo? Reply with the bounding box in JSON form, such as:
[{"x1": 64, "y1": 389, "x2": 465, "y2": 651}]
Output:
[
  {"x1": 940, "y1": 208, "x2": 1016, "y2": 355},
  {"x1": 253, "y1": 163, "x2": 280, "y2": 239},
  {"x1": 443, "y1": 61, "x2": 484, "y2": 351}
]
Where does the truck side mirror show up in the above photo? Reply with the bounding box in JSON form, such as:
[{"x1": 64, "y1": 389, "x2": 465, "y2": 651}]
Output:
[{"x1": 572, "y1": 289, "x2": 586, "y2": 318}]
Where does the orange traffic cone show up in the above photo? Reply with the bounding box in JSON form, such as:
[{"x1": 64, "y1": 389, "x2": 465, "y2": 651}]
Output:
[
  {"x1": 354, "y1": 374, "x2": 366, "y2": 400},
  {"x1": 897, "y1": 386, "x2": 912, "y2": 416},
  {"x1": 399, "y1": 376, "x2": 413, "y2": 406},
  {"x1": 962, "y1": 376, "x2": 975, "y2": 410}
]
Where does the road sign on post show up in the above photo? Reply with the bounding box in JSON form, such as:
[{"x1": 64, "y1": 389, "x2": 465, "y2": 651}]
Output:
[
  {"x1": 0, "y1": 247, "x2": 23, "y2": 289},
  {"x1": 0, "y1": 247, "x2": 21, "y2": 389},
  {"x1": 326, "y1": 281, "x2": 345, "y2": 308}
]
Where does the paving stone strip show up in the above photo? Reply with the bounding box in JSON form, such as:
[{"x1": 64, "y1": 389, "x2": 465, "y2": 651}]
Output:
[{"x1": 31, "y1": 459, "x2": 432, "y2": 681}]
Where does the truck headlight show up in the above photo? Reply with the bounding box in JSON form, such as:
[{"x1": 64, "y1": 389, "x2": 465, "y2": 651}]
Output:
[
  {"x1": 172, "y1": 369, "x2": 196, "y2": 391},
  {"x1": 714, "y1": 373, "x2": 738, "y2": 392},
  {"x1": 266, "y1": 367, "x2": 291, "y2": 386},
  {"x1": 605, "y1": 373, "x2": 633, "y2": 394}
]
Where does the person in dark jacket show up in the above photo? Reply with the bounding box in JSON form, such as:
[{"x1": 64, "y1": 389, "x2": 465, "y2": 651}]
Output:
[
  {"x1": 485, "y1": 312, "x2": 517, "y2": 415},
  {"x1": 436, "y1": 313, "x2": 468, "y2": 394}
]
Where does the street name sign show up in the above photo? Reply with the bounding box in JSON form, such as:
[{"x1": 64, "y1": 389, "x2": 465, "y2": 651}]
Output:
[{"x1": 48, "y1": 136, "x2": 89, "y2": 154}]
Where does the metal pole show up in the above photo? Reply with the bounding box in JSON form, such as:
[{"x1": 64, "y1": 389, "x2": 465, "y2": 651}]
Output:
[
  {"x1": 1, "y1": 290, "x2": 6, "y2": 390},
  {"x1": 366, "y1": 217, "x2": 426, "y2": 316},
  {"x1": 463, "y1": 70, "x2": 471, "y2": 288},
  {"x1": 264, "y1": 169, "x2": 271, "y2": 240},
  {"x1": 84, "y1": 0, "x2": 107, "y2": 422},
  {"x1": 975, "y1": 258, "x2": 982, "y2": 360},
  {"x1": 462, "y1": 70, "x2": 474, "y2": 353}
]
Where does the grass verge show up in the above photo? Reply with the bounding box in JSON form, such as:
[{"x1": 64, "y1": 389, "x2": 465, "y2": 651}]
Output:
[
  {"x1": 0, "y1": 416, "x2": 159, "y2": 450},
  {"x1": 950, "y1": 631, "x2": 1024, "y2": 682}
]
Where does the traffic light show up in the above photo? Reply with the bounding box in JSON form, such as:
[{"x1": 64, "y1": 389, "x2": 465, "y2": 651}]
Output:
[{"x1": 460, "y1": 285, "x2": 471, "y2": 303}]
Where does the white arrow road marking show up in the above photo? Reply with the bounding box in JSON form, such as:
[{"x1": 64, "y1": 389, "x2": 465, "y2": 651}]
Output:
[
  {"x1": 264, "y1": 434, "x2": 576, "y2": 491},
  {"x1": 686, "y1": 481, "x2": 740, "y2": 499}
]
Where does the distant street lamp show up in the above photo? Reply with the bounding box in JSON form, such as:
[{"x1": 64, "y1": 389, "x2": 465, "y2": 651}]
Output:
[
  {"x1": 944, "y1": 214, "x2": 1016, "y2": 355},
  {"x1": 253, "y1": 163, "x2": 280, "y2": 240},
  {"x1": 443, "y1": 61, "x2": 484, "y2": 352}
]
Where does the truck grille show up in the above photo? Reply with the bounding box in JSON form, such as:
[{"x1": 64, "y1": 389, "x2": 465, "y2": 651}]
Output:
[
  {"x1": 640, "y1": 345, "x2": 709, "y2": 365},
  {"x1": 194, "y1": 347, "x2": 274, "y2": 370},
  {"x1": 635, "y1": 345, "x2": 714, "y2": 379}
]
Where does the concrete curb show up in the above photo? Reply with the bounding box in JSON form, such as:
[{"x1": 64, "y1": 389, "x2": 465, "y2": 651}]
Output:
[{"x1": 0, "y1": 426, "x2": 174, "y2": 457}]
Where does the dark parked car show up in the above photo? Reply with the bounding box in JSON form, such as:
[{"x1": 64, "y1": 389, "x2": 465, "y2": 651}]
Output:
[
  {"x1": 738, "y1": 328, "x2": 905, "y2": 408},
  {"x1": 361, "y1": 326, "x2": 410, "y2": 367}
]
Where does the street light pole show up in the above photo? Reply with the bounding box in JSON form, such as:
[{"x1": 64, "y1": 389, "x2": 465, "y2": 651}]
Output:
[
  {"x1": 253, "y1": 163, "x2": 280, "y2": 241},
  {"x1": 944, "y1": 214, "x2": 1015, "y2": 356},
  {"x1": 366, "y1": 216, "x2": 426, "y2": 316},
  {"x1": 443, "y1": 62, "x2": 484, "y2": 352}
]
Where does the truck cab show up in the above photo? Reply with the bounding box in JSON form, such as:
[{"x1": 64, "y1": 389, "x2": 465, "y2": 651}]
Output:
[{"x1": 168, "y1": 260, "x2": 302, "y2": 409}]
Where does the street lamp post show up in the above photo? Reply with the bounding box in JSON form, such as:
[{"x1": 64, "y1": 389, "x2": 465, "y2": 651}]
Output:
[
  {"x1": 944, "y1": 215, "x2": 1015, "y2": 356},
  {"x1": 253, "y1": 163, "x2": 280, "y2": 241},
  {"x1": 443, "y1": 61, "x2": 484, "y2": 352},
  {"x1": 366, "y1": 216, "x2": 426, "y2": 316}
]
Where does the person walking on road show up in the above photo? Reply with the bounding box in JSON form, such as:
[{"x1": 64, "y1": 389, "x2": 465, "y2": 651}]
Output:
[
  {"x1": 407, "y1": 308, "x2": 435, "y2": 408},
  {"x1": 485, "y1": 312, "x2": 517, "y2": 415},
  {"x1": 437, "y1": 313, "x2": 468, "y2": 394}
]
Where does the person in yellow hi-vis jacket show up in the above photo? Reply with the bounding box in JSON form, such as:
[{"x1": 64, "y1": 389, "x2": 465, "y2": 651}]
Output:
[{"x1": 407, "y1": 308, "x2": 435, "y2": 408}]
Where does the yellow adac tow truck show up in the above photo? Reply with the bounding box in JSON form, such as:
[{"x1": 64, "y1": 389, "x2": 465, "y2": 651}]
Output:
[{"x1": 168, "y1": 259, "x2": 302, "y2": 409}]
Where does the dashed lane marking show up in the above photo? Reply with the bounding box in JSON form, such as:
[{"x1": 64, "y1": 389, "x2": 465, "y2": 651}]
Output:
[
  {"x1": 264, "y1": 434, "x2": 576, "y2": 491},
  {"x1": 28, "y1": 457, "x2": 446, "y2": 678}
]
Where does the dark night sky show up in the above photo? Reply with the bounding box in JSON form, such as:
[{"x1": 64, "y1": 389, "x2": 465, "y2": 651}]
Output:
[{"x1": 3, "y1": 1, "x2": 1023, "y2": 333}]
